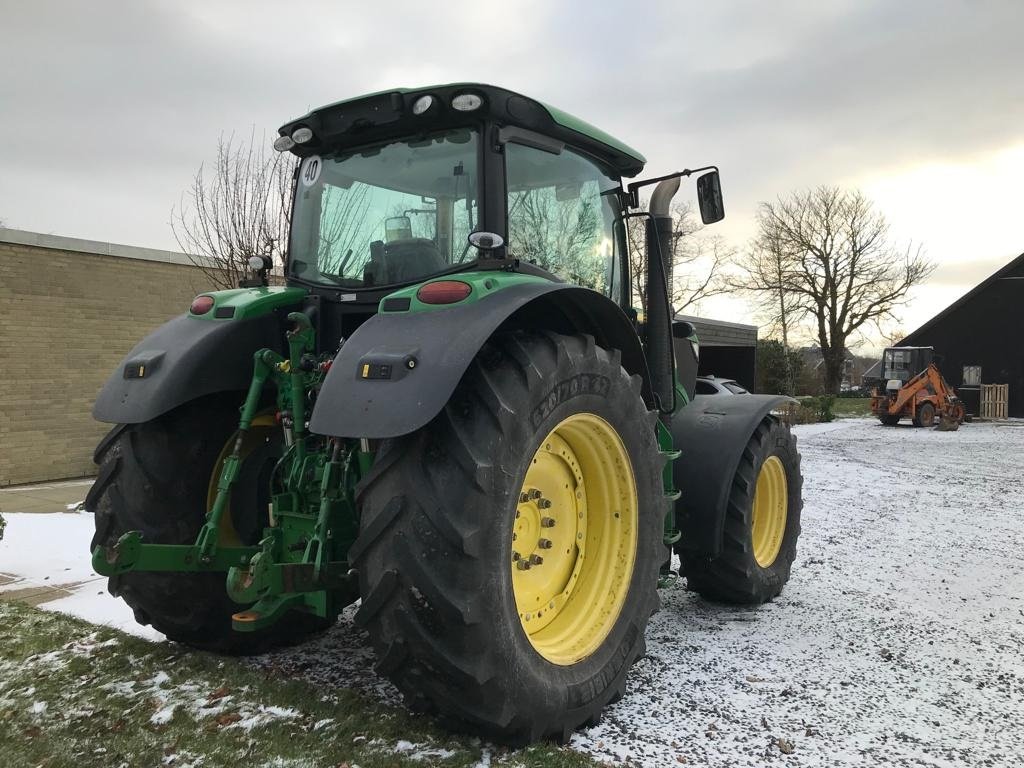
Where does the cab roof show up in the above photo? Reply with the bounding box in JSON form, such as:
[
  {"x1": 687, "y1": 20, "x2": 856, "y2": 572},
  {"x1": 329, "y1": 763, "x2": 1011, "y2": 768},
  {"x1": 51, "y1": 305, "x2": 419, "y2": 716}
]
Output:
[{"x1": 279, "y1": 83, "x2": 646, "y2": 178}]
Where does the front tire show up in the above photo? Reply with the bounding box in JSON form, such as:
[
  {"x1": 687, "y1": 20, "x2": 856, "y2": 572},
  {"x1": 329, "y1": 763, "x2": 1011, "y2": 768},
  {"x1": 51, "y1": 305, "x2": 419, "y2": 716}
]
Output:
[
  {"x1": 352, "y1": 331, "x2": 666, "y2": 743},
  {"x1": 914, "y1": 401, "x2": 936, "y2": 427},
  {"x1": 88, "y1": 394, "x2": 329, "y2": 653},
  {"x1": 683, "y1": 417, "x2": 802, "y2": 604}
]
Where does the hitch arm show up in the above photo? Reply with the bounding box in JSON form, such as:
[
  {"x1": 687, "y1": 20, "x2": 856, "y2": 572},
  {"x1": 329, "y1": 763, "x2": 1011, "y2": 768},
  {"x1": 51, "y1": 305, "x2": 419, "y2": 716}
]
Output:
[
  {"x1": 195, "y1": 348, "x2": 283, "y2": 561},
  {"x1": 92, "y1": 532, "x2": 258, "y2": 575}
]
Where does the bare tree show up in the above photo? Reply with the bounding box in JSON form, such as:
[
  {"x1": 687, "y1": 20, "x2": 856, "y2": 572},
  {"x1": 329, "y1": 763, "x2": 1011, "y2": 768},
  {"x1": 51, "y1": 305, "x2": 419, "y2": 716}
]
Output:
[
  {"x1": 878, "y1": 322, "x2": 908, "y2": 349},
  {"x1": 315, "y1": 184, "x2": 374, "y2": 277},
  {"x1": 736, "y1": 186, "x2": 934, "y2": 394},
  {"x1": 627, "y1": 201, "x2": 731, "y2": 314},
  {"x1": 172, "y1": 131, "x2": 295, "y2": 289},
  {"x1": 508, "y1": 187, "x2": 603, "y2": 288},
  {"x1": 732, "y1": 226, "x2": 801, "y2": 394}
]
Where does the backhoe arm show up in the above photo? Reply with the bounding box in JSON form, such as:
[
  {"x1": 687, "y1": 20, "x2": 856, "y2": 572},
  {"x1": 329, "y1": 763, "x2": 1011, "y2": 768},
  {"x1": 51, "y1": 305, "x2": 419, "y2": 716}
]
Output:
[{"x1": 888, "y1": 365, "x2": 934, "y2": 414}]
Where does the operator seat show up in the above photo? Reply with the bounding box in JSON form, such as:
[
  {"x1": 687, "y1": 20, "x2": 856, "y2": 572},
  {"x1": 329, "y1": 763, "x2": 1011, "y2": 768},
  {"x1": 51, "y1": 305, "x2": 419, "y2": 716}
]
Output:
[{"x1": 382, "y1": 238, "x2": 446, "y2": 283}]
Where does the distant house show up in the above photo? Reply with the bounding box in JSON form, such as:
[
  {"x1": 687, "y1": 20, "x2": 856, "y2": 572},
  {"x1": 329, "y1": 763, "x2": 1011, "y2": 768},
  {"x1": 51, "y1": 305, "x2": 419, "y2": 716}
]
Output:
[
  {"x1": 893, "y1": 252, "x2": 1024, "y2": 417},
  {"x1": 798, "y1": 347, "x2": 874, "y2": 391}
]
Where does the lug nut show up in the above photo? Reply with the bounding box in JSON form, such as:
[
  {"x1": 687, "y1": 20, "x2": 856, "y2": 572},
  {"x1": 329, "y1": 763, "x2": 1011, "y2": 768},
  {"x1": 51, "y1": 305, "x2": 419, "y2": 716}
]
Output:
[
  {"x1": 519, "y1": 492, "x2": 530, "y2": 504},
  {"x1": 538, "y1": 538, "x2": 553, "y2": 549},
  {"x1": 537, "y1": 498, "x2": 552, "y2": 509},
  {"x1": 512, "y1": 550, "x2": 521, "y2": 561},
  {"x1": 541, "y1": 517, "x2": 556, "y2": 528},
  {"x1": 529, "y1": 554, "x2": 544, "y2": 566},
  {"x1": 517, "y1": 560, "x2": 532, "y2": 571},
  {"x1": 528, "y1": 488, "x2": 542, "y2": 500}
]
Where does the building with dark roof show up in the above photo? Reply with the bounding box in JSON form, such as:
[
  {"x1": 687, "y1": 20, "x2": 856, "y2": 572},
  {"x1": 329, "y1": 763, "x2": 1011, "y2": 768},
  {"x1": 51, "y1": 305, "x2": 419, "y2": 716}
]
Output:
[
  {"x1": 895, "y1": 252, "x2": 1024, "y2": 417},
  {"x1": 675, "y1": 314, "x2": 758, "y2": 390}
]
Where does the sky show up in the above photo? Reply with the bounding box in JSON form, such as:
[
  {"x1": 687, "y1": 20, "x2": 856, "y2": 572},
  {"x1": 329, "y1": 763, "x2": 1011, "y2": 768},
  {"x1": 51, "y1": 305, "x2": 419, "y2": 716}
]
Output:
[{"x1": 2, "y1": 0, "x2": 1022, "y2": 348}]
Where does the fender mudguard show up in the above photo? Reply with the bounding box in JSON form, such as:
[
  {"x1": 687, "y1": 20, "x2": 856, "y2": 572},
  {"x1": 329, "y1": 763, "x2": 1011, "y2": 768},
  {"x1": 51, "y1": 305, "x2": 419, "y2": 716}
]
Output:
[
  {"x1": 671, "y1": 394, "x2": 795, "y2": 558},
  {"x1": 309, "y1": 282, "x2": 651, "y2": 439},
  {"x1": 93, "y1": 313, "x2": 284, "y2": 424}
]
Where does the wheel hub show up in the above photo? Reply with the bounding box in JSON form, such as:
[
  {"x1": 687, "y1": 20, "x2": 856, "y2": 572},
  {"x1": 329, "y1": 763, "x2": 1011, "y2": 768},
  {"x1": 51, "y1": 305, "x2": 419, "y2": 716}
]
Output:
[
  {"x1": 511, "y1": 413, "x2": 637, "y2": 666},
  {"x1": 751, "y1": 455, "x2": 788, "y2": 567}
]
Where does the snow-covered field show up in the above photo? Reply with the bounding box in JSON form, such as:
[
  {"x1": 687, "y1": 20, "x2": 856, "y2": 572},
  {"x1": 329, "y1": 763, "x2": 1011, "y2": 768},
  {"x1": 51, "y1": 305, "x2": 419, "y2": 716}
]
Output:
[
  {"x1": 3, "y1": 418, "x2": 1023, "y2": 766},
  {"x1": 570, "y1": 418, "x2": 1024, "y2": 767}
]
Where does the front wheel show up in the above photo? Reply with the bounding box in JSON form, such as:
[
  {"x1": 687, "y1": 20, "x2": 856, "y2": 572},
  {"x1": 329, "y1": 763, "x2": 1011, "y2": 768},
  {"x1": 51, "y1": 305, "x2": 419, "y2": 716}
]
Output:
[
  {"x1": 683, "y1": 416, "x2": 803, "y2": 604},
  {"x1": 914, "y1": 401, "x2": 936, "y2": 427},
  {"x1": 352, "y1": 331, "x2": 666, "y2": 743}
]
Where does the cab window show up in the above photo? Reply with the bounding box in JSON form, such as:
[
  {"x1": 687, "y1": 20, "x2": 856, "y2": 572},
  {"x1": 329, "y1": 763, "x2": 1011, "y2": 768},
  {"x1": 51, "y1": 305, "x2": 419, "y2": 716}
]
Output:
[
  {"x1": 505, "y1": 142, "x2": 624, "y2": 299},
  {"x1": 289, "y1": 129, "x2": 479, "y2": 288}
]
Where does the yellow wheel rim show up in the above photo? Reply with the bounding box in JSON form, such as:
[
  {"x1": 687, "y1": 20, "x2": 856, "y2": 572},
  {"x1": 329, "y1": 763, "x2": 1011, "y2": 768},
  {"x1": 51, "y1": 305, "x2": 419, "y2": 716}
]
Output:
[
  {"x1": 207, "y1": 412, "x2": 278, "y2": 546},
  {"x1": 751, "y1": 455, "x2": 788, "y2": 567},
  {"x1": 511, "y1": 413, "x2": 638, "y2": 666}
]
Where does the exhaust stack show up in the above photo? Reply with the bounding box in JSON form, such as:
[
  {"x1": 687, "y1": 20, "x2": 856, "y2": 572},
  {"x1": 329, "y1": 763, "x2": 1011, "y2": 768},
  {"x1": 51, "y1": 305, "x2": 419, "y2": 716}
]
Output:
[{"x1": 644, "y1": 178, "x2": 679, "y2": 423}]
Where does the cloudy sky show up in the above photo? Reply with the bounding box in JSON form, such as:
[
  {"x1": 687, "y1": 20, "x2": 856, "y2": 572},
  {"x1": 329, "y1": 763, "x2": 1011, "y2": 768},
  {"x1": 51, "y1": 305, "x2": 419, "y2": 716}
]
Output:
[{"x1": 2, "y1": 0, "x2": 1022, "y2": 343}]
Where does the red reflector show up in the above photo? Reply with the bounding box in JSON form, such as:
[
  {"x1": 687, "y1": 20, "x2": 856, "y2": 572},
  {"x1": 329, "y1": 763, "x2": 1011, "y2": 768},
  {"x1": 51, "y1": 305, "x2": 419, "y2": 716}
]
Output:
[
  {"x1": 190, "y1": 295, "x2": 215, "y2": 315},
  {"x1": 416, "y1": 280, "x2": 472, "y2": 305}
]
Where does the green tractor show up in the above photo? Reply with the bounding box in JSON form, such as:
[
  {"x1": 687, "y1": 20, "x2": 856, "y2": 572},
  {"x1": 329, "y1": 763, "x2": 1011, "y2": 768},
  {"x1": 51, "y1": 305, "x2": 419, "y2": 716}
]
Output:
[{"x1": 88, "y1": 84, "x2": 802, "y2": 743}]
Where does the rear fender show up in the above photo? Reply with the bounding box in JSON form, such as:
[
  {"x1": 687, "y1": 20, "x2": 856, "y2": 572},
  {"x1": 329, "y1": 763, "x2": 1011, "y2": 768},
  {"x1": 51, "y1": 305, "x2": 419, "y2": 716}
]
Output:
[
  {"x1": 672, "y1": 394, "x2": 795, "y2": 558},
  {"x1": 93, "y1": 313, "x2": 285, "y2": 424},
  {"x1": 309, "y1": 282, "x2": 652, "y2": 438}
]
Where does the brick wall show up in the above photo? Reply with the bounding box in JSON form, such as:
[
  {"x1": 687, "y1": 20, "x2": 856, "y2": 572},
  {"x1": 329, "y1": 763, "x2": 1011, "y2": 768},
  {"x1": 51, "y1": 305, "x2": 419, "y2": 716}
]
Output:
[{"x1": 0, "y1": 229, "x2": 216, "y2": 485}]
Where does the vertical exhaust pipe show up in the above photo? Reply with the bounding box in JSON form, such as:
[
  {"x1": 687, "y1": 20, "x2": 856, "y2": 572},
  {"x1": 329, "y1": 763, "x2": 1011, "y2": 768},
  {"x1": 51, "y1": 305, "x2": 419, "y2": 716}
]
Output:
[{"x1": 645, "y1": 178, "x2": 679, "y2": 424}]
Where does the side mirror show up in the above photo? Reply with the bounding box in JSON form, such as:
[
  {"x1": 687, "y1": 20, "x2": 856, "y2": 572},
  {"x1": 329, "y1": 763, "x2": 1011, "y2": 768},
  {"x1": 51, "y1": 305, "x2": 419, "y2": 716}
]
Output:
[
  {"x1": 696, "y1": 170, "x2": 725, "y2": 224},
  {"x1": 467, "y1": 231, "x2": 505, "y2": 252},
  {"x1": 672, "y1": 319, "x2": 696, "y2": 339}
]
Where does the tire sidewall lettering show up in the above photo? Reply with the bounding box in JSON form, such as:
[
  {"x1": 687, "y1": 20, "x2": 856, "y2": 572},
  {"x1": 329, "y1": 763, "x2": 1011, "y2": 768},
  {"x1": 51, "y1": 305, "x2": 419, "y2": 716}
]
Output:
[{"x1": 530, "y1": 374, "x2": 611, "y2": 430}]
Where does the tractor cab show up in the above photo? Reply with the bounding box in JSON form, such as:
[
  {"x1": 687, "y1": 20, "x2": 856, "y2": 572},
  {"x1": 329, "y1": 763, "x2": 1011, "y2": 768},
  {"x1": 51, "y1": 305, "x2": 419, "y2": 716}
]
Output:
[
  {"x1": 881, "y1": 346, "x2": 934, "y2": 389},
  {"x1": 272, "y1": 84, "x2": 723, "y2": 358},
  {"x1": 278, "y1": 85, "x2": 647, "y2": 302}
]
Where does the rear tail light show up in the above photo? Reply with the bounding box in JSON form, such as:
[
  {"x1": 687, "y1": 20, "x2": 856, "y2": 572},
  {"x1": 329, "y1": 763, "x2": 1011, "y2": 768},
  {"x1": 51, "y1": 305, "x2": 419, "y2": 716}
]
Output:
[
  {"x1": 190, "y1": 295, "x2": 215, "y2": 315},
  {"x1": 416, "y1": 280, "x2": 472, "y2": 305}
]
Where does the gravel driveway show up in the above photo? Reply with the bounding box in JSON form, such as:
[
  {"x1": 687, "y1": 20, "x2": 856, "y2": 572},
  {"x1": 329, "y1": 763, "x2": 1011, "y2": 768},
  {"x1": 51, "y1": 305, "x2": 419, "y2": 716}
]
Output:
[
  {"x1": 8, "y1": 417, "x2": 1020, "y2": 765},
  {"x1": 570, "y1": 418, "x2": 1024, "y2": 767},
  {"x1": 249, "y1": 418, "x2": 1024, "y2": 765}
]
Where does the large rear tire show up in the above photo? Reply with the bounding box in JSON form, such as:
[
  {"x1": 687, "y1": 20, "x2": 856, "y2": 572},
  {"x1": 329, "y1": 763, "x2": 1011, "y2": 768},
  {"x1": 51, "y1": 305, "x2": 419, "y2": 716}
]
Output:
[
  {"x1": 352, "y1": 331, "x2": 665, "y2": 743},
  {"x1": 683, "y1": 417, "x2": 802, "y2": 604},
  {"x1": 88, "y1": 394, "x2": 329, "y2": 653}
]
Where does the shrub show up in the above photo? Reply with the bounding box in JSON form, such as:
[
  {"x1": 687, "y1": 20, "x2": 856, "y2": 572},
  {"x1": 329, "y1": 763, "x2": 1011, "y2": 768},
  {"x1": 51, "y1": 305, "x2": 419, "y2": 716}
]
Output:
[
  {"x1": 787, "y1": 395, "x2": 837, "y2": 424},
  {"x1": 815, "y1": 395, "x2": 836, "y2": 422}
]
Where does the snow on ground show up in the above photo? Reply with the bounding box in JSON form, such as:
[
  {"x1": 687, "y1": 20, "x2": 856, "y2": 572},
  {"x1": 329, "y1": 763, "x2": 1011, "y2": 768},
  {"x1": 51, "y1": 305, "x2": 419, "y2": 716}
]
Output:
[
  {"x1": 250, "y1": 418, "x2": 1024, "y2": 767},
  {"x1": 0, "y1": 513, "x2": 164, "y2": 641},
  {"x1": 3, "y1": 418, "x2": 1023, "y2": 766},
  {"x1": 570, "y1": 419, "x2": 1024, "y2": 767}
]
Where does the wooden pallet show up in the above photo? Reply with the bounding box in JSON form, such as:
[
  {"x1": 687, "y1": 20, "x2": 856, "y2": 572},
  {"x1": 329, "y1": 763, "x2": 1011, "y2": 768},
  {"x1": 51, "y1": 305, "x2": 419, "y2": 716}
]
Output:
[{"x1": 980, "y1": 383, "x2": 1009, "y2": 420}]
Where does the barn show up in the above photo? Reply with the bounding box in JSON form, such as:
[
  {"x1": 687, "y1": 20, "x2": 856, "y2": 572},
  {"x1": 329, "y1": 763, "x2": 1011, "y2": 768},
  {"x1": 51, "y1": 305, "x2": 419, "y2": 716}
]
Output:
[
  {"x1": 896, "y1": 252, "x2": 1024, "y2": 418},
  {"x1": 675, "y1": 314, "x2": 758, "y2": 391}
]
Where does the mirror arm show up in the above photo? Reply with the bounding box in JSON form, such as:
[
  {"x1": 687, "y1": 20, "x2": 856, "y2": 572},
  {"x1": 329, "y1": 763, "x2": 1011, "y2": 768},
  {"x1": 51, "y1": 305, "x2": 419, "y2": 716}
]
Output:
[{"x1": 626, "y1": 165, "x2": 718, "y2": 208}]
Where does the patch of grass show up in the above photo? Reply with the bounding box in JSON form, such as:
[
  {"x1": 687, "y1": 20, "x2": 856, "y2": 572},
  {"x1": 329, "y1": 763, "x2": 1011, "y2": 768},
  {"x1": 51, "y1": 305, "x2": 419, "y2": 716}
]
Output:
[
  {"x1": 0, "y1": 602, "x2": 598, "y2": 768},
  {"x1": 792, "y1": 396, "x2": 872, "y2": 420}
]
